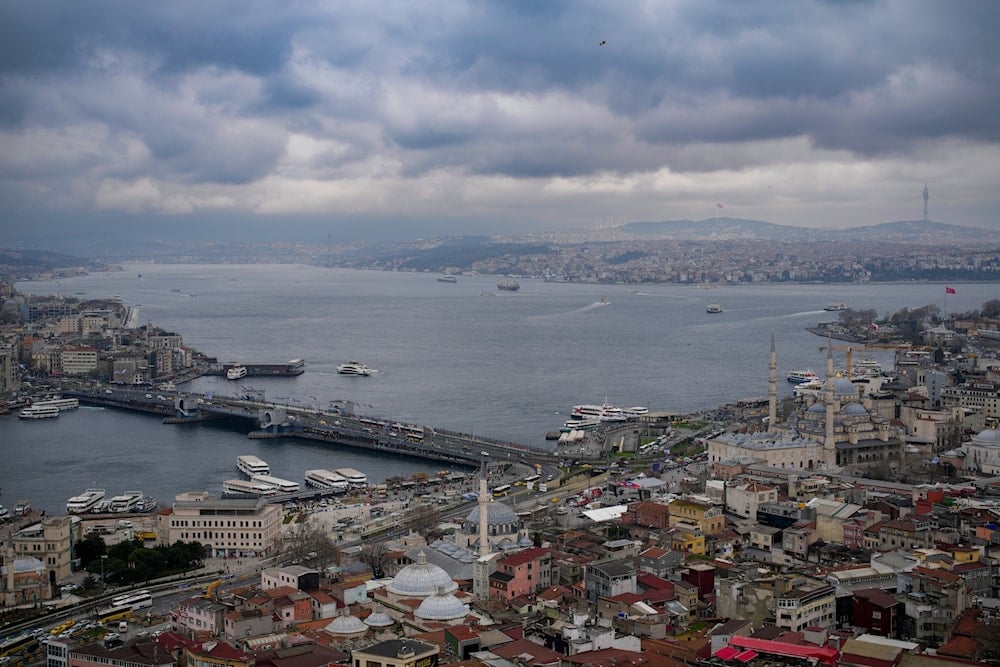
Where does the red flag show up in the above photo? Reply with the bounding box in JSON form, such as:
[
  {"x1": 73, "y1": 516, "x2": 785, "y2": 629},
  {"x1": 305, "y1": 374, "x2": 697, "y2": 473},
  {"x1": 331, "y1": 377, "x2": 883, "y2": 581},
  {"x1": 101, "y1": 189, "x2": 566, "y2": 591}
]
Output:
[
  {"x1": 945, "y1": 287, "x2": 956, "y2": 294},
  {"x1": 869, "y1": 322, "x2": 879, "y2": 331},
  {"x1": 716, "y1": 203, "x2": 724, "y2": 209}
]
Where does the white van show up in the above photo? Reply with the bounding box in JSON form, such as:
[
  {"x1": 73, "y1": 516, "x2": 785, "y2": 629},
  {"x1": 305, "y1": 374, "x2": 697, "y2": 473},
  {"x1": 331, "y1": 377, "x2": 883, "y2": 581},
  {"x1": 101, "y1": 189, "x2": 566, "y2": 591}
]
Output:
[{"x1": 118, "y1": 621, "x2": 128, "y2": 633}]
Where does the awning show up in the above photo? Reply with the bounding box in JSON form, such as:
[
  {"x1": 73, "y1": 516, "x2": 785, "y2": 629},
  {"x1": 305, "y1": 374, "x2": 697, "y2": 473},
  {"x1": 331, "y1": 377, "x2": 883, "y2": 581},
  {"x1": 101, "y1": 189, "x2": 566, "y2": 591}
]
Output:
[
  {"x1": 713, "y1": 647, "x2": 741, "y2": 660},
  {"x1": 735, "y1": 650, "x2": 759, "y2": 663}
]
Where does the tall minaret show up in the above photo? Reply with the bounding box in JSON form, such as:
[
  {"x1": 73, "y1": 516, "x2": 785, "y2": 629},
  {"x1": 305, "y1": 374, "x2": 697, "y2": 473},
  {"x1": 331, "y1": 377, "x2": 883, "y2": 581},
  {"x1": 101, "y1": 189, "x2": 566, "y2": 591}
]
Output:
[
  {"x1": 923, "y1": 183, "x2": 929, "y2": 221},
  {"x1": 824, "y1": 341, "x2": 835, "y2": 449},
  {"x1": 478, "y1": 451, "x2": 490, "y2": 557},
  {"x1": 768, "y1": 332, "x2": 777, "y2": 428}
]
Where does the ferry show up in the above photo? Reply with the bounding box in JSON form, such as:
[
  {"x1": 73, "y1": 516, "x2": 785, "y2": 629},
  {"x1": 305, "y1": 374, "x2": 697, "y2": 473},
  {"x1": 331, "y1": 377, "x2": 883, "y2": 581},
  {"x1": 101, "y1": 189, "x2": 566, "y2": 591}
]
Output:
[
  {"x1": 32, "y1": 397, "x2": 79, "y2": 411},
  {"x1": 497, "y1": 281, "x2": 520, "y2": 291},
  {"x1": 236, "y1": 455, "x2": 270, "y2": 477},
  {"x1": 562, "y1": 418, "x2": 600, "y2": 430},
  {"x1": 109, "y1": 491, "x2": 145, "y2": 513},
  {"x1": 334, "y1": 468, "x2": 368, "y2": 486},
  {"x1": 824, "y1": 302, "x2": 849, "y2": 311},
  {"x1": 706, "y1": 303, "x2": 723, "y2": 313},
  {"x1": 304, "y1": 469, "x2": 349, "y2": 492},
  {"x1": 223, "y1": 479, "x2": 277, "y2": 496},
  {"x1": 437, "y1": 275, "x2": 458, "y2": 283},
  {"x1": 18, "y1": 405, "x2": 60, "y2": 419},
  {"x1": 623, "y1": 406, "x2": 649, "y2": 418},
  {"x1": 66, "y1": 488, "x2": 106, "y2": 514},
  {"x1": 787, "y1": 369, "x2": 820, "y2": 383},
  {"x1": 227, "y1": 365, "x2": 248, "y2": 380},
  {"x1": 793, "y1": 379, "x2": 824, "y2": 398},
  {"x1": 571, "y1": 401, "x2": 629, "y2": 422},
  {"x1": 337, "y1": 361, "x2": 374, "y2": 376},
  {"x1": 250, "y1": 474, "x2": 300, "y2": 493}
]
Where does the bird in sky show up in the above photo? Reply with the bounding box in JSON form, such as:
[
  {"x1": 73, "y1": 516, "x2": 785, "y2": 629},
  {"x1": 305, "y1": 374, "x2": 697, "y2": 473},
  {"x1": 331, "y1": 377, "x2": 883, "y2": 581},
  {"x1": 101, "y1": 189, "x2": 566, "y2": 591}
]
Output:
[{"x1": 599, "y1": 40, "x2": 607, "y2": 46}]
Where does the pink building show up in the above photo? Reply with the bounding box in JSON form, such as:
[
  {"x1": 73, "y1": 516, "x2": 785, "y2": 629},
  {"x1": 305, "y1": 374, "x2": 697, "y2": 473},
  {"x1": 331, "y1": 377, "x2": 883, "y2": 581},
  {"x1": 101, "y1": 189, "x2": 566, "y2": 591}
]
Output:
[{"x1": 489, "y1": 547, "x2": 552, "y2": 602}]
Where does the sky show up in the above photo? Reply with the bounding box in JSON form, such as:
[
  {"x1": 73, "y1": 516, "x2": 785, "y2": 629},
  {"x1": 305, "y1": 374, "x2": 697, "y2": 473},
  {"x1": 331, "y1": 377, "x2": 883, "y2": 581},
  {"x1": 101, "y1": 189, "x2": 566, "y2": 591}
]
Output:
[{"x1": 1, "y1": 0, "x2": 999, "y2": 243}]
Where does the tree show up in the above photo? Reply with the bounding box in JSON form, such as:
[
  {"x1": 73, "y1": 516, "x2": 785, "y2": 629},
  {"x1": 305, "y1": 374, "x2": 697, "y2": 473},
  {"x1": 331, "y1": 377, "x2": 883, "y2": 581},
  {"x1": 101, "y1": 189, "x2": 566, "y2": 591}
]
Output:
[
  {"x1": 275, "y1": 521, "x2": 338, "y2": 568},
  {"x1": 360, "y1": 541, "x2": 392, "y2": 578},
  {"x1": 983, "y1": 299, "x2": 1000, "y2": 318},
  {"x1": 75, "y1": 533, "x2": 107, "y2": 568}
]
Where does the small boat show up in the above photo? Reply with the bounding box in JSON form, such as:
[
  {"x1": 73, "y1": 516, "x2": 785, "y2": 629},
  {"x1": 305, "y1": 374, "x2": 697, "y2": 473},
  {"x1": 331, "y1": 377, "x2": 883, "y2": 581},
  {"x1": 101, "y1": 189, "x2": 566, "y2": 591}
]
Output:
[
  {"x1": 824, "y1": 302, "x2": 849, "y2": 311},
  {"x1": 497, "y1": 281, "x2": 520, "y2": 291},
  {"x1": 706, "y1": 303, "x2": 723, "y2": 313},
  {"x1": 337, "y1": 361, "x2": 374, "y2": 376},
  {"x1": 437, "y1": 275, "x2": 458, "y2": 283},
  {"x1": 226, "y1": 365, "x2": 248, "y2": 380},
  {"x1": 18, "y1": 405, "x2": 60, "y2": 419},
  {"x1": 787, "y1": 369, "x2": 820, "y2": 383}
]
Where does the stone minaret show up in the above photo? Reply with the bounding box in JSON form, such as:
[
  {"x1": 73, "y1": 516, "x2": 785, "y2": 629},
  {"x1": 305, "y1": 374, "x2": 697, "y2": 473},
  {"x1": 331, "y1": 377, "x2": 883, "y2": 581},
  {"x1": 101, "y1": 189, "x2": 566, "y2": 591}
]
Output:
[
  {"x1": 768, "y1": 332, "x2": 777, "y2": 428},
  {"x1": 825, "y1": 341, "x2": 835, "y2": 449},
  {"x1": 478, "y1": 452, "x2": 490, "y2": 557}
]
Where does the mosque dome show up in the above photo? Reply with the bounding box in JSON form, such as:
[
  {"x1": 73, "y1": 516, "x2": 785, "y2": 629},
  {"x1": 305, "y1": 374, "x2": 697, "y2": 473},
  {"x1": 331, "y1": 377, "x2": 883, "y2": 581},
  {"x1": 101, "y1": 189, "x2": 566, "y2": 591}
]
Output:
[
  {"x1": 834, "y1": 377, "x2": 859, "y2": 397},
  {"x1": 325, "y1": 611, "x2": 367, "y2": 635},
  {"x1": 386, "y1": 551, "x2": 458, "y2": 597},
  {"x1": 975, "y1": 428, "x2": 1000, "y2": 444},
  {"x1": 414, "y1": 587, "x2": 469, "y2": 621},
  {"x1": 807, "y1": 402, "x2": 827, "y2": 414},
  {"x1": 465, "y1": 502, "x2": 519, "y2": 526},
  {"x1": 364, "y1": 606, "x2": 396, "y2": 628},
  {"x1": 843, "y1": 403, "x2": 869, "y2": 416}
]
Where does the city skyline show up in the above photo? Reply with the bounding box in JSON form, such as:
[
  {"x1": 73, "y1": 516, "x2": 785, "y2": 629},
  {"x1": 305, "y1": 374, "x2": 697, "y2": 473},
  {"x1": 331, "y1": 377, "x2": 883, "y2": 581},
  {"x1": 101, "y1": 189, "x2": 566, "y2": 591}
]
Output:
[{"x1": 2, "y1": 1, "x2": 999, "y2": 243}]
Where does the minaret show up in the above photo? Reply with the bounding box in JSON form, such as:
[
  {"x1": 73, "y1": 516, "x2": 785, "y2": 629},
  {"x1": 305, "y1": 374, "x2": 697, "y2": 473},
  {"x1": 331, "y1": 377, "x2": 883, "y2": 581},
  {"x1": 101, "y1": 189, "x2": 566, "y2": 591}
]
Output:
[
  {"x1": 824, "y1": 341, "x2": 835, "y2": 449},
  {"x1": 768, "y1": 332, "x2": 777, "y2": 428},
  {"x1": 922, "y1": 183, "x2": 929, "y2": 221},
  {"x1": 478, "y1": 451, "x2": 490, "y2": 557}
]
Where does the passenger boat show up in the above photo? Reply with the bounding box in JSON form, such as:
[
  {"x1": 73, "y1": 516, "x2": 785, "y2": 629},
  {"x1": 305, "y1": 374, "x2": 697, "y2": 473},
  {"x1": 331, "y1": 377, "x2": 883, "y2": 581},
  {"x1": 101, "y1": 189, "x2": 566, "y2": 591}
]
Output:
[
  {"x1": 787, "y1": 369, "x2": 820, "y2": 383},
  {"x1": 236, "y1": 455, "x2": 270, "y2": 477},
  {"x1": 250, "y1": 474, "x2": 300, "y2": 493},
  {"x1": 793, "y1": 379, "x2": 824, "y2": 398},
  {"x1": 437, "y1": 275, "x2": 458, "y2": 283},
  {"x1": 334, "y1": 468, "x2": 368, "y2": 486},
  {"x1": 18, "y1": 405, "x2": 60, "y2": 419},
  {"x1": 223, "y1": 479, "x2": 277, "y2": 496},
  {"x1": 706, "y1": 303, "x2": 723, "y2": 313},
  {"x1": 851, "y1": 358, "x2": 883, "y2": 378},
  {"x1": 304, "y1": 469, "x2": 349, "y2": 492},
  {"x1": 337, "y1": 361, "x2": 374, "y2": 376},
  {"x1": 824, "y1": 302, "x2": 849, "y2": 311},
  {"x1": 562, "y1": 418, "x2": 600, "y2": 430},
  {"x1": 109, "y1": 491, "x2": 145, "y2": 513},
  {"x1": 571, "y1": 400, "x2": 629, "y2": 422},
  {"x1": 497, "y1": 281, "x2": 520, "y2": 291},
  {"x1": 623, "y1": 406, "x2": 649, "y2": 418},
  {"x1": 32, "y1": 397, "x2": 79, "y2": 411},
  {"x1": 66, "y1": 488, "x2": 106, "y2": 514},
  {"x1": 226, "y1": 365, "x2": 248, "y2": 380}
]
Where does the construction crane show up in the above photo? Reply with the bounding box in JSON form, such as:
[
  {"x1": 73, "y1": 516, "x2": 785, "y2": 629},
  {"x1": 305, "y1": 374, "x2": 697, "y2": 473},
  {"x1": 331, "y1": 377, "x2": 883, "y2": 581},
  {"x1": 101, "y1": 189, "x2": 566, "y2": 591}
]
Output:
[{"x1": 818, "y1": 344, "x2": 854, "y2": 377}]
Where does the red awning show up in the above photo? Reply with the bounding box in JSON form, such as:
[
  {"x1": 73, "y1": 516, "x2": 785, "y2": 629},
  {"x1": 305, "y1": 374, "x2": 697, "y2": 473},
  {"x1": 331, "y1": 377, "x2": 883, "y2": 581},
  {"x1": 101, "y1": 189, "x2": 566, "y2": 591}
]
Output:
[
  {"x1": 713, "y1": 647, "x2": 741, "y2": 660},
  {"x1": 735, "y1": 651, "x2": 759, "y2": 663}
]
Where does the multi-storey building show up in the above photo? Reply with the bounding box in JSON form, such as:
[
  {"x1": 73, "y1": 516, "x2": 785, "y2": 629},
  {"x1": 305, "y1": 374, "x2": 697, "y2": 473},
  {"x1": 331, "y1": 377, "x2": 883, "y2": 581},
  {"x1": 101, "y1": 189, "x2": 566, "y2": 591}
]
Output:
[
  {"x1": 489, "y1": 547, "x2": 552, "y2": 602},
  {"x1": 11, "y1": 515, "x2": 80, "y2": 583},
  {"x1": 584, "y1": 560, "x2": 636, "y2": 603},
  {"x1": 668, "y1": 498, "x2": 724, "y2": 535},
  {"x1": 941, "y1": 381, "x2": 1000, "y2": 418},
  {"x1": 157, "y1": 492, "x2": 283, "y2": 558},
  {"x1": 61, "y1": 345, "x2": 98, "y2": 375},
  {"x1": 725, "y1": 482, "x2": 778, "y2": 519},
  {"x1": 351, "y1": 639, "x2": 439, "y2": 667},
  {"x1": 775, "y1": 580, "x2": 836, "y2": 632}
]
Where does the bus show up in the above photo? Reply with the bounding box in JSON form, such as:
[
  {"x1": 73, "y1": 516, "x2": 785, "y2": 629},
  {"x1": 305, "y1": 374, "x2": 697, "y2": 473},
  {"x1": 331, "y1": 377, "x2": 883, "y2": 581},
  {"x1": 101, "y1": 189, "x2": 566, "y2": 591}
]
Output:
[
  {"x1": 523, "y1": 474, "x2": 541, "y2": 483},
  {"x1": 1, "y1": 634, "x2": 38, "y2": 657},
  {"x1": 111, "y1": 590, "x2": 150, "y2": 608},
  {"x1": 492, "y1": 484, "x2": 512, "y2": 497},
  {"x1": 97, "y1": 604, "x2": 133, "y2": 624}
]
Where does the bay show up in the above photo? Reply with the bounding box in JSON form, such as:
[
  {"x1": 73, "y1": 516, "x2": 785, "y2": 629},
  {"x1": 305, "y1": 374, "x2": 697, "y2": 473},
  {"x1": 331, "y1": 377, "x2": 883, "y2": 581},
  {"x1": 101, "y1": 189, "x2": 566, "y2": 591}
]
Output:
[{"x1": 6, "y1": 264, "x2": 995, "y2": 514}]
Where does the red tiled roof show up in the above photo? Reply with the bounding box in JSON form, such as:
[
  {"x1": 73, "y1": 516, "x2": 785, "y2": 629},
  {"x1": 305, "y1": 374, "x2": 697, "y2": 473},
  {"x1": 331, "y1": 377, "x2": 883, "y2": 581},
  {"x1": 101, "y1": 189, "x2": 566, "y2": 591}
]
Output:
[
  {"x1": 937, "y1": 635, "x2": 980, "y2": 660},
  {"x1": 501, "y1": 547, "x2": 550, "y2": 567}
]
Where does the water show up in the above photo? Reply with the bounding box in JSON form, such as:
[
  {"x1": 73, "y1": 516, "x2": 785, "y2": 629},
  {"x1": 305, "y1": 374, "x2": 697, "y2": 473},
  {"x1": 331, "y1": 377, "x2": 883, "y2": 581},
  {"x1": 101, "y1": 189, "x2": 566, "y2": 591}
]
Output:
[{"x1": 6, "y1": 265, "x2": 996, "y2": 513}]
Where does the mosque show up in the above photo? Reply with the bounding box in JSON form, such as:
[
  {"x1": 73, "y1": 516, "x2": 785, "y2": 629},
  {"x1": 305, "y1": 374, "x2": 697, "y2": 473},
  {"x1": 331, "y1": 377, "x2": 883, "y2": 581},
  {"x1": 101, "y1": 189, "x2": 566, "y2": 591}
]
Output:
[{"x1": 708, "y1": 336, "x2": 906, "y2": 473}]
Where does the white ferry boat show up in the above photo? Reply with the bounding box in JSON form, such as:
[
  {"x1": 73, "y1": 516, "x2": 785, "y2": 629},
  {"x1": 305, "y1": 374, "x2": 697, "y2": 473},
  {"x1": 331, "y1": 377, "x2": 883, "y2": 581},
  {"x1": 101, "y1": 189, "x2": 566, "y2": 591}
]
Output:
[
  {"x1": 623, "y1": 406, "x2": 649, "y2": 418},
  {"x1": 571, "y1": 401, "x2": 629, "y2": 422},
  {"x1": 337, "y1": 361, "x2": 374, "y2": 376},
  {"x1": 824, "y1": 302, "x2": 849, "y2": 311},
  {"x1": 304, "y1": 469, "x2": 349, "y2": 492},
  {"x1": 334, "y1": 468, "x2": 368, "y2": 486},
  {"x1": 32, "y1": 397, "x2": 79, "y2": 411},
  {"x1": 227, "y1": 365, "x2": 248, "y2": 380},
  {"x1": 223, "y1": 479, "x2": 277, "y2": 496},
  {"x1": 236, "y1": 455, "x2": 270, "y2": 477},
  {"x1": 109, "y1": 491, "x2": 145, "y2": 513},
  {"x1": 793, "y1": 379, "x2": 824, "y2": 398},
  {"x1": 706, "y1": 303, "x2": 723, "y2": 313},
  {"x1": 18, "y1": 405, "x2": 60, "y2": 419},
  {"x1": 562, "y1": 418, "x2": 600, "y2": 430},
  {"x1": 250, "y1": 474, "x2": 300, "y2": 493},
  {"x1": 787, "y1": 369, "x2": 820, "y2": 383},
  {"x1": 66, "y1": 488, "x2": 106, "y2": 514}
]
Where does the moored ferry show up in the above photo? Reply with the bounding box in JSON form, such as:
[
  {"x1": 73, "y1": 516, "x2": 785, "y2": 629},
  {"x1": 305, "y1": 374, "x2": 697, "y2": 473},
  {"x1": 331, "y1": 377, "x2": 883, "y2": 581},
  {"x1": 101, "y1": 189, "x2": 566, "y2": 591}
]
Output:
[
  {"x1": 237, "y1": 455, "x2": 270, "y2": 477},
  {"x1": 334, "y1": 468, "x2": 368, "y2": 486},
  {"x1": 304, "y1": 469, "x2": 349, "y2": 492},
  {"x1": 66, "y1": 488, "x2": 106, "y2": 514},
  {"x1": 19, "y1": 405, "x2": 60, "y2": 419},
  {"x1": 109, "y1": 491, "x2": 145, "y2": 513},
  {"x1": 227, "y1": 365, "x2": 248, "y2": 380},
  {"x1": 571, "y1": 400, "x2": 629, "y2": 422},
  {"x1": 787, "y1": 369, "x2": 820, "y2": 383},
  {"x1": 250, "y1": 474, "x2": 300, "y2": 493},
  {"x1": 32, "y1": 397, "x2": 79, "y2": 411},
  {"x1": 223, "y1": 479, "x2": 277, "y2": 496}
]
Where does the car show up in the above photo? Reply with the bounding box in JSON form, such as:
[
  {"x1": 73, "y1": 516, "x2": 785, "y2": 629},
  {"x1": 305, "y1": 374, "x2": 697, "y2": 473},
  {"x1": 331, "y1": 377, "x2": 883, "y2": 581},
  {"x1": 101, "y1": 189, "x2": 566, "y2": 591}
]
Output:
[
  {"x1": 105, "y1": 389, "x2": 114, "y2": 394},
  {"x1": 145, "y1": 394, "x2": 153, "y2": 399}
]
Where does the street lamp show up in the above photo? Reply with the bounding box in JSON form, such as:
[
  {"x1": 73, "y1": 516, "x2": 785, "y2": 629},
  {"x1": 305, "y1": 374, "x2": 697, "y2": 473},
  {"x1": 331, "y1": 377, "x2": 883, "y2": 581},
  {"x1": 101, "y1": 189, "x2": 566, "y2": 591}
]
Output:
[{"x1": 100, "y1": 555, "x2": 108, "y2": 591}]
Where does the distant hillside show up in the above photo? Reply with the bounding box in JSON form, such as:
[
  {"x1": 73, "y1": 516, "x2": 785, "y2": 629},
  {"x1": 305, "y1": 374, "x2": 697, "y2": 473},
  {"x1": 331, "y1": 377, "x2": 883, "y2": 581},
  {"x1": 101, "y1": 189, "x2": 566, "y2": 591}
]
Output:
[
  {"x1": 0, "y1": 247, "x2": 100, "y2": 274},
  {"x1": 617, "y1": 218, "x2": 997, "y2": 244}
]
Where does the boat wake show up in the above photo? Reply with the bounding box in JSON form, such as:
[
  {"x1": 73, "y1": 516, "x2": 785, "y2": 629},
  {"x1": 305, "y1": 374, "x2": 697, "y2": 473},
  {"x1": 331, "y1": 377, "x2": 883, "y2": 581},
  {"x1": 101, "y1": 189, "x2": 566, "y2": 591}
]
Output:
[{"x1": 80, "y1": 406, "x2": 105, "y2": 411}]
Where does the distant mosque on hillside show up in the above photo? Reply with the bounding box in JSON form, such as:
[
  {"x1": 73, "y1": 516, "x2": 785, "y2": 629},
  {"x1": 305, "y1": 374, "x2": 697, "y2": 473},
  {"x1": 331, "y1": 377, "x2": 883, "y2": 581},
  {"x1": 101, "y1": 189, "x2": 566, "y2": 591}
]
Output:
[{"x1": 708, "y1": 335, "x2": 905, "y2": 473}]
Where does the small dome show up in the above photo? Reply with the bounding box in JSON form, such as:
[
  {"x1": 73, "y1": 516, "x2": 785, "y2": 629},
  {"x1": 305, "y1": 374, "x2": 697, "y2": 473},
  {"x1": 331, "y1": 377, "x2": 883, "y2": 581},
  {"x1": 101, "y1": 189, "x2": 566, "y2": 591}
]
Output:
[
  {"x1": 325, "y1": 611, "x2": 367, "y2": 635},
  {"x1": 834, "y1": 377, "x2": 858, "y2": 396},
  {"x1": 843, "y1": 403, "x2": 869, "y2": 416},
  {"x1": 975, "y1": 429, "x2": 1000, "y2": 443},
  {"x1": 807, "y1": 402, "x2": 827, "y2": 414},
  {"x1": 465, "y1": 501, "x2": 519, "y2": 526},
  {"x1": 387, "y1": 551, "x2": 458, "y2": 597},
  {"x1": 414, "y1": 587, "x2": 468, "y2": 621},
  {"x1": 364, "y1": 606, "x2": 396, "y2": 628}
]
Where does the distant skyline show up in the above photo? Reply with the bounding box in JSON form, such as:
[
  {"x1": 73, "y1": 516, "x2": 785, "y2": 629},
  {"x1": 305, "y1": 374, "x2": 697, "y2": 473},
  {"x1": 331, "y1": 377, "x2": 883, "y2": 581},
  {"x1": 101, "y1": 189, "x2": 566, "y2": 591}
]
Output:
[{"x1": 2, "y1": 1, "x2": 999, "y2": 243}]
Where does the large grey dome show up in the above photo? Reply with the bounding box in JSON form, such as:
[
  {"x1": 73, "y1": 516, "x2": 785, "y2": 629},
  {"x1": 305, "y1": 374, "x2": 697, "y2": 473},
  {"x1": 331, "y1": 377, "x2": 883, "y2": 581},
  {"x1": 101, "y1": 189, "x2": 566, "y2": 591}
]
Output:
[
  {"x1": 465, "y1": 501, "x2": 518, "y2": 526},
  {"x1": 843, "y1": 403, "x2": 869, "y2": 416},
  {"x1": 976, "y1": 429, "x2": 1000, "y2": 443},
  {"x1": 414, "y1": 588, "x2": 468, "y2": 621},
  {"x1": 834, "y1": 377, "x2": 858, "y2": 397},
  {"x1": 364, "y1": 606, "x2": 396, "y2": 628},
  {"x1": 387, "y1": 551, "x2": 458, "y2": 597},
  {"x1": 325, "y1": 611, "x2": 367, "y2": 635},
  {"x1": 807, "y1": 402, "x2": 827, "y2": 414}
]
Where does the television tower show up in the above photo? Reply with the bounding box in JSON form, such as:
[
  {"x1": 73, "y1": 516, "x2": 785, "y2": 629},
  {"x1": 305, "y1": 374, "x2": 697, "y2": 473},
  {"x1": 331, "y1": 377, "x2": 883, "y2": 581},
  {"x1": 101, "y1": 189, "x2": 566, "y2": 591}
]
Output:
[{"x1": 922, "y1": 183, "x2": 929, "y2": 221}]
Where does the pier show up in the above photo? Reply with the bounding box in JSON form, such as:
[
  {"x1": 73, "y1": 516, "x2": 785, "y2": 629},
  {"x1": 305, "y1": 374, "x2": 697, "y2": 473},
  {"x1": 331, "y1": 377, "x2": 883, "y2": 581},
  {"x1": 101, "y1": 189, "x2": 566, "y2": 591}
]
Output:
[{"x1": 64, "y1": 387, "x2": 556, "y2": 467}]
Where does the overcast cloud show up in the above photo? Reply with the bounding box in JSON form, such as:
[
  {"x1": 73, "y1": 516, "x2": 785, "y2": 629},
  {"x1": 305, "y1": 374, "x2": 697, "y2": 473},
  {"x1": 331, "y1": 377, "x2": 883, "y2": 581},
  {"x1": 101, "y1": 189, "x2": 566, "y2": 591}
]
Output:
[{"x1": 1, "y1": 0, "x2": 998, "y2": 240}]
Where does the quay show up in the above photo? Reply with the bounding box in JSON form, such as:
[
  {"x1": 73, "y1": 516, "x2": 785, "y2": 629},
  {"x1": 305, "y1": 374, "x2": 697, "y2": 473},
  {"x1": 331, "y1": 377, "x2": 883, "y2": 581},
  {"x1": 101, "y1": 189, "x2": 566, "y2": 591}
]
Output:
[
  {"x1": 205, "y1": 358, "x2": 306, "y2": 378},
  {"x1": 64, "y1": 387, "x2": 557, "y2": 468}
]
